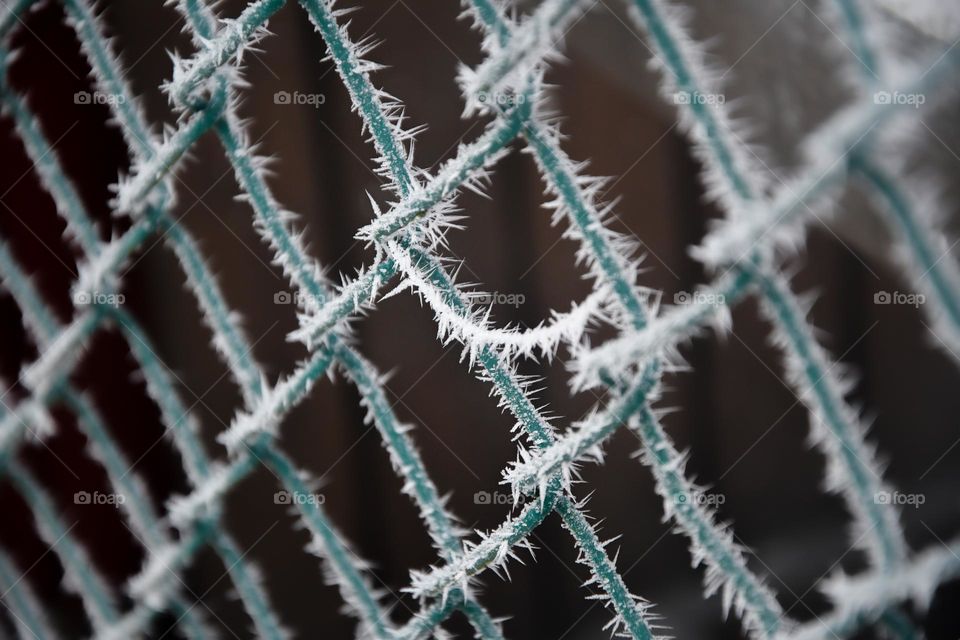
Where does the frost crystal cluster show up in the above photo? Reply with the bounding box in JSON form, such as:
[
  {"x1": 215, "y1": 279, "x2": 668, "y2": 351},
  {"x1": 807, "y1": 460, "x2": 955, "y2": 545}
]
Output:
[{"x1": 0, "y1": 0, "x2": 958, "y2": 638}]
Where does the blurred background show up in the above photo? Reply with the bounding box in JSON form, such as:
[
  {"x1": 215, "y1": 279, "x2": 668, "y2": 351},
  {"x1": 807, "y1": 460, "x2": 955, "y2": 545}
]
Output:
[{"x1": 1, "y1": 0, "x2": 959, "y2": 638}]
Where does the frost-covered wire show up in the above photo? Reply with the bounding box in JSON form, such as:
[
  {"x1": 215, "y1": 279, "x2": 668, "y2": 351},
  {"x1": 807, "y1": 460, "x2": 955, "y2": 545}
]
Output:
[
  {"x1": 455, "y1": 0, "x2": 786, "y2": 635},
  {"x1": 826, "y1": 0, "x2": 960, "y2": 365},
  {"x1": 0, "y1": 549, "x2": 58, "y2": 640},
  {"x1": 776, "y1": 536, "x2": 960, "y2": 640},
  {"x1": 0, "y1": 0, "x2": 956, "y2": 637},
  {"x1": 2, "y1": 457, "x2": 119, "y2": 634},
  {"x1": 570, "y1": 269, "x2": 750, "y2": 391},
  {"x1": 60, "y1": 3, "x2": 292, "y2": 636},
  {"x1": 625, "y1": 0, "x2": 907, "y2": 576},
  {"x1": 288, "y1": 0, "x2": 661, "y2": 633},
  {"x1": 162, "y1": 1, "x2": 506, "y2": 635},
  {"x1": 743, "y1": 260, "x2": 906, "y2": 568},
  {"x1": 693, "y1": 44, "x2": 960, "y2": 268}
]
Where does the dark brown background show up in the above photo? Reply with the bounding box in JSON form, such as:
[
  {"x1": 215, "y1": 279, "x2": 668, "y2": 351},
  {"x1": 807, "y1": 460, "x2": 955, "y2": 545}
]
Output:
[{"x1": 1, "y1": 1, "x2": 959, "y2": 638}]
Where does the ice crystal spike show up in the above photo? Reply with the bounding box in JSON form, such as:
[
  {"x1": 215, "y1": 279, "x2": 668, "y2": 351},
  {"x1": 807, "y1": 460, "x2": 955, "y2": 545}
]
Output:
[{"x1": 0, "y1": 0, "x2": 956, "y2": 638}]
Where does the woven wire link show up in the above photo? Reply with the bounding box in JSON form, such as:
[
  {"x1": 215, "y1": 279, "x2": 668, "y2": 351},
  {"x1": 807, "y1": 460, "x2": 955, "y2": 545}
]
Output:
[{"x1": 0, "y1": 0, "x2": 958, "y2": 638}]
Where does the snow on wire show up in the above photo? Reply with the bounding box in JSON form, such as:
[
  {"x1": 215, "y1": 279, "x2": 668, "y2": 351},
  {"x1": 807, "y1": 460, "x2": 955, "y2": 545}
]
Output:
[{"x1": 0, "y1": 0, "x2": 958, "y2": 638}]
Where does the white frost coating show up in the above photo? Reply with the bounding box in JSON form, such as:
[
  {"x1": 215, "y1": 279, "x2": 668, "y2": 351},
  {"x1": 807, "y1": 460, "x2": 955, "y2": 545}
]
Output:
[
  {"x1": 291, "y1": 107, "x2": 532, "y2": 350},
  {"x1": 503, "y1": 369, "x2": 659, "y2": 497},
  {"x1": 288, "y1": 262, "x2": 380, "y2": 348},
  {"x1": 73, "y1": 228, "x2": 141, "y2": 299},
  {"x1": 0, "y1": 550, "x2": 57, "y2": 640},
  {"x1": 219, "y1": 381, "x2": 285, "y2": 451},
  {"x1": 217, "y1": 350, "x2": 330, "y2": 452},
  {"x1": 355, "y1": 105, "x2": 523, "y2": 244},
  {"x1": 388, "y1": 240, "x2": 613, "y2": 365},
  {"x1": 166, "y1": 1, "x2": 277, "y2": 107},
  {"x1": 570, "y1": 281, "x2": 734, "y2": 391},
  {"x1": 625, "y1": 0, "x2": 770, "y2": 214},
  {"x1": 167, "y1": 460, "x2": 244, "y2": 528},
  {"x1": 0, "y1": 398, "x2": 56, "y2": 451},
  {"x1": 114, "y1": 108, "x2": 215, "y2": 214},
  {"x1": 460, "y1": 0, "x2": 591, "y2": 116},
  {"x1": 98, "y1": 605, "x2": 163, "y2": 640},
  {"x1": 779, "y1": 537, "x2": 960, "y2": 640},
  {"x1": 407, "y1": 499, "x2": 542, "y2": 600},
  {"x1": 754, "y1": 267, "x2": 906, "y2": 569},
  {"x1": 520, "y1": 113, "x2": 653, "y2": 330},
  {"x1": 127, "y1": 541, "x2": 186, "y2": 606},
  {"x1": 221, "y1": 104, "x2": 334, "y2": 310},
  {"x1": 877, "y1": 0, "x2": 960, "y2": 41},
  {"x1": 64, "y1": 2, "x2": 157, "y2": 157},
  {"x1": 857, "y1": 156, "x2": 960, "y2": 359},
  {"x1": 22, "y1": 309, "x2": 97, "y2": 399},
  {"x1": 694, "y1": 55, "x2": 952, "y2": 268},
  {"x1": 302, "y1": 0, "x2": 424, "y2": 193}
]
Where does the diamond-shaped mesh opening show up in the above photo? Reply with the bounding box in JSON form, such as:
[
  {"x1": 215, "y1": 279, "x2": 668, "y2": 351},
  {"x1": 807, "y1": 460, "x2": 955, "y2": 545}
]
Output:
[{"x1": 0, "y1": 0, "x2": 959, "y2": 638}]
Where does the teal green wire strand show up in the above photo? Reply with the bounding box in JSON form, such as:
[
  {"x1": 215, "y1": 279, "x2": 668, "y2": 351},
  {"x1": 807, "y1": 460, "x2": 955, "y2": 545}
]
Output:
[
  {"x1": 470, "y1": 0, "x2": 511, "y2": 45},
  {"x1": 406, "y1": 247, "x2": 656, "y2": 639},
  {"x1": 877, "y1": 609, "x2": 921, "y2": 640},
  {"x1": 832, "y1": 0, "x2": 960, "y2": 361},
  {"x1": 333, "y1": 343, "x2": 461, "y2": 557},
  {"x1": 475, "y1": 0, "x2": 582, "y2": 96},
  {"x1": 58, "y1": 389, "x2": 165, "y2": 546},
  {"x1": 190, "y1": 4, "x2": 504, "y2": 632},
  {"x1": 402, "y1": 590, "x2": 465, "y2": 639},
  {"x1": 854, "y1": 155, "x2": 960, "y2": 360},
  {"x1": 298, "y1": 0, "x2": 414, "y2": 194},
  {"x1": 3, "y1": 459, "x2": 119, "y2": 630},
  {"x1": 821, "y1": 5, "x2": 928, "y2": 636},
  {"x1": 0, "y1": 0, "x2": 35, "y2": 41},
  {"x1": 743, "y1": 261, "x2": 904, "y2": 567},
  {"x1": 206, "y1": 531, "x2": 287, "y2": 638},
  {"x1": 295, "y1": 0, "x2": 651, "y2": 630},
  {"x1": 465, "y1": 1, "x2": 787, "y2": 635},
  {"x1": 625, "y1": 0, "x2": 908, "y2": 611},
  {"x1": 832, "y1": 0, "x2": 880, "y2": 82},
  {"x1": 0, "y1": 551, "x2": 56, "y2": 638},
  {"x1": 0, "y1": 51, "x2": 101, "y2": 253},
  {"x1": 107, "y1": 306, "x2": 210, "y2": 483},
  {"x1": 62, "y1": 4, "x2": 288, "y2": 636},
  {"x1": 629, "y1": 0, "x2": 753, "y2": 201},
  {"x1": 0, "y1": 130, "x2": 215, "y2": 637},
  {"x1": 213, "y1": 118, "x2": 327, "y2": 303},
  {"x1": 523, "y1": 122, "x2": 648, "y2": 327},
  {"x1": 248, "y1": 440, "x2": 393, "y2": 638},
  {"x1": 174, "y1": 0, "x2": 287, "y2": 107}
]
